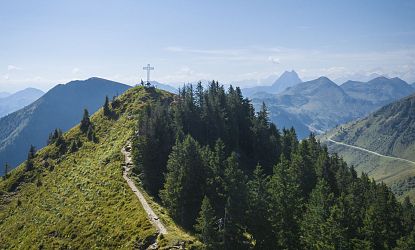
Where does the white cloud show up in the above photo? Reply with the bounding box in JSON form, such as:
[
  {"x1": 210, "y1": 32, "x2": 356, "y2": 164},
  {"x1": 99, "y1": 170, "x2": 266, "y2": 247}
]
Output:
[
  {"x1": 3, "y1": 74, "x2": 9, "y2": 80},
  {"x1": 7, "y1": 65, "x2": 22, "y2": 71},
  {"x1": 72, "y1": 67, "x2": 80, "y2": 74},
  {"x1": 268, "y1": 56, "x2": 280, "y2": 64}
]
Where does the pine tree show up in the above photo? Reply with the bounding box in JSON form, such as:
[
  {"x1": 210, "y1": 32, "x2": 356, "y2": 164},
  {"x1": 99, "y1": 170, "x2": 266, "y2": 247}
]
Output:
[
  {"x1": 246, "y1": 165, "x2": 274, "y2": 249},
  {"x1": 80, "y1": 109, "x2": 91, "y2": 133},
  {"x1": 194, "y1": 196, "x2": 219, "y2": 249},
  {"x1": 69, "y1": 140, "x2": 78, "y2": 152},
  {"x1": 133, "y1": 102, "x2": 174, "y2": 196},
  {"x1": 268, "y1": 156, "x2": 302, "y2": 249},
  {"x1": 25, "y1": 145, "x2": 36, "y2": 171},
  {"x1": 222, "y1": 153, "x2": 247, "y2": 248},
  {"x1": 300, "y1": 179, "x2": 335, "y2": 249},
  {"x1": 86, "y1": 124, "x2": 96, "y2": 142},
  {"x1": 3, "y1": 162, "x2": 9, "y2": 179},
  {"x1": 160, "y1": 135, "x2": 206, "y2": 229},
  {"x1": 103, "y1": 95, "x2": 111, "y2": 117}
]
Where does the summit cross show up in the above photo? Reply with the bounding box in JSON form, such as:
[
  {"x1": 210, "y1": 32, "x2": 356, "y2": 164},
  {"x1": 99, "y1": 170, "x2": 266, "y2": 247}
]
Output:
[{"x1": 143, "y1": 64, "x2": 154, "y2": 84}]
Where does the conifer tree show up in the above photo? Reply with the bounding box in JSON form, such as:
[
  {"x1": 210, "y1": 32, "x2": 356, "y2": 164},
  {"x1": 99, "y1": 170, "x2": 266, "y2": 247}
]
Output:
[
  {"x1": 80, "y1": 109, "x2": 91, "y2": 133},
  {"x1": 160, "y1": 135, "x2": 206, "y2": 229},
  {"x1": 3, "y1": 162, "x2": 9, "y2": 179},
  {"x1": 86, "y1": 124, "x2": 96, "y2": 142},
  {"x1": 25, "y1": 145, "x2": 36, "y2": 171},
  {"x1": 194, "y1": 196, "x2": 219, "y2": 249},
  {"x1": 222, "y1": 153, "x2": 247, "y2": 248},
  {"x1": 300, "y1": 179, "x2": 334, "y2": 249},
  {"x1": 247, "y1": 165, "x2": 274, "y2": 249},
  {"x1": 268, "y1": 156, "x2": 302, "y2": 249},
  {"x1": 103, "y1": 95, "x2": 111, "y2": 117}
]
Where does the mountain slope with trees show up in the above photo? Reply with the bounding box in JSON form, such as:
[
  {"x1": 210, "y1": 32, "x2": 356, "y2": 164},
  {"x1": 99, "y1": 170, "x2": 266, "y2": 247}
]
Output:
[
  {"x1": 322, "y1": 93, "x2": 415, "y2": 200},
  {"x1": 251, "y1": 76, "x2": 415, "y2": 139},
  {"x1": 131, "y1": 81, "x2": 415, "y2": 249},
  {"x1": 1, "y1": 82, "x2": 415, "y2": 249},
  {"x1": 0, "y1": 77, "x2": 130, "y2": 172},
  {"x1": 0, "y1": 86, "x2": 199, "y2": 249}
]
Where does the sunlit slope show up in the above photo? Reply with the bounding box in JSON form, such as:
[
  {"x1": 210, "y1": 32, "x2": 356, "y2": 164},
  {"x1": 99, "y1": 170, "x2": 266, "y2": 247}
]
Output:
[{"x1": 0, "y1": 86, "x2": 198, "y2": 249}]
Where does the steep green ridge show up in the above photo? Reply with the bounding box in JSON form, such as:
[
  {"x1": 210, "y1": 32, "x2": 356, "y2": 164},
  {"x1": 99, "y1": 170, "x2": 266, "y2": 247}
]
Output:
[
  {"x1": 322, "y1": 93, "x2": 415, "y2": 199},
  {"x1": 0, "y1": 86, "x2": 199, "y2": 249},
  {"x1": 0, "y1": 77, "x2": 130, "y2": 172}
]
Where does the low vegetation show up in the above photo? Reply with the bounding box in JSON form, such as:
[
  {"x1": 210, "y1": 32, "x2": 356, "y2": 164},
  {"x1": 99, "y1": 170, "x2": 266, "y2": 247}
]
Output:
[{"x1": 0, "y1": 86, "x2": 199, "y2": 249}]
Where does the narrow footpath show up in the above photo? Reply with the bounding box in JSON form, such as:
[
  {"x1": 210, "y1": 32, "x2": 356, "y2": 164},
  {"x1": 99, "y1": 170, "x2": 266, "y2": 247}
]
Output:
[{"x1": 121, "y1": 143, "x2": 168, "y2": 235}]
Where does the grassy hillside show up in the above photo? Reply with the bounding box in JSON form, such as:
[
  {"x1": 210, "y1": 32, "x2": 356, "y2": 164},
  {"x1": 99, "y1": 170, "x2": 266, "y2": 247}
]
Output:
[
  {"x1": 321, "y1": 93, "x2": 415, "y2": 200},
  {"x1": 0, "y1": 78, "x2": 131, "y2": 172},
  {"x1": 0, "y1": 86, "x2": 200, "y2": 249}
]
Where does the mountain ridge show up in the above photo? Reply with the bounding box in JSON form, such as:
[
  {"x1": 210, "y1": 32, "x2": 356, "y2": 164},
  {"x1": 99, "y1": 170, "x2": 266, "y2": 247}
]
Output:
[
  {"x1": 0, "y1": 87, "x2": 44, "y2": 118},
  {"x1": 0, "y1": 78, "x2": 131, "y2": 171},
  {"x1": 242, "y1": 70, "x2": 302, "y2": 97}
]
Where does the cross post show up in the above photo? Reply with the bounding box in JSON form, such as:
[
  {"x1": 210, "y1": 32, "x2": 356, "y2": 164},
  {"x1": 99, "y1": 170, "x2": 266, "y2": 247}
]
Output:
[{"x1": 142, "y1": 64, "x2": 154, "y2": 84}]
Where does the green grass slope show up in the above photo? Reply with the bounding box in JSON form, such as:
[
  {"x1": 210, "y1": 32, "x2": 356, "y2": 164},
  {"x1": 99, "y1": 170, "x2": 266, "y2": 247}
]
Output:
[
  {"x1": 321, "y1": 93, "x2": 415, "y2": 200},
  {"x1": 0, "y1": 86, "x2": 199, "y2": 249}
]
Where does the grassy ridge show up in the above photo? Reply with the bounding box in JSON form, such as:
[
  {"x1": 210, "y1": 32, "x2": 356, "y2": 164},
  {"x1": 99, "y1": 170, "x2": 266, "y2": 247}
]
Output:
[{"x1": 0, "y1": 86, "x2": 199, "y2": 249}]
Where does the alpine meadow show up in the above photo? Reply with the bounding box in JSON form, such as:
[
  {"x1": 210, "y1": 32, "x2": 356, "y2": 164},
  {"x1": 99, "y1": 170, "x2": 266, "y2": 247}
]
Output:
[{"x1": 2, "y1": 1, "x2": 415, "y2": 249}]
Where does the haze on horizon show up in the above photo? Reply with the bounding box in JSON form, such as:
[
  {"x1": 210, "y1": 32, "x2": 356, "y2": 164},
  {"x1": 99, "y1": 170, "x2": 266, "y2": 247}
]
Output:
[{"x1": 1, "y1": 0, "x2": 415, "y2": 92}]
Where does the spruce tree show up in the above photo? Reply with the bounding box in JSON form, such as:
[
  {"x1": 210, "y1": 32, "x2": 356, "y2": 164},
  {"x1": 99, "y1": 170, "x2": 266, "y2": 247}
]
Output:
[
  {"x1": 222, "y1": 153, "x2": 247, "y2": 248},
  {"x1": 80, "y1": 109, "x2": 91, "y2": 133},
  {"x1": 25, "y1": 145, "x2": 36, "y2": 171},
  {"x1": 103, "y1": 95, "x2": 111, "y2": 117},
  {"x1": 86, "y1": 124, "x2": 96, "y2": 142},
  {"x1": 194, "y1": 196, "x2": 219, "y2": 249},
  {"x1": 300, "y1": 179, "x2": 334, "y2": 249},
  {"x1": 3, "y1": 162, "x2": 9, "y2": 179},
  {"x1": 246, "y1": 165, "x2": 274, "y2": 249},
  {"x1": 160, "y1": 135, "x2": 206, "y2": 229},
  {"x1": 268, "y1": 156, "x2": 302, "y2": 249}
]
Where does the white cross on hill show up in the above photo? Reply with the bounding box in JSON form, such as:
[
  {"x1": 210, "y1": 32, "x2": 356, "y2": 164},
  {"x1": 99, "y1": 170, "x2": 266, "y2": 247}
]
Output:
[{"x1": 143, "y1": 64, "x2": 154, "y2": 84}]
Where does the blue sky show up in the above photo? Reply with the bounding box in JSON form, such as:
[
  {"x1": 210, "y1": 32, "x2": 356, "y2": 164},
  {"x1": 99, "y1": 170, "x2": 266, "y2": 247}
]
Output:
[{"x1": 1, "y1": 0, "x2": 415, "y2": 92}]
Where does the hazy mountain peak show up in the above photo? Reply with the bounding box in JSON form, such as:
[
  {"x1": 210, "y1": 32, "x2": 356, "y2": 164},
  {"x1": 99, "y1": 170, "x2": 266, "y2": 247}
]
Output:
[{"x1": 0, "y1": 87, "x2": 44, "y2": 118}]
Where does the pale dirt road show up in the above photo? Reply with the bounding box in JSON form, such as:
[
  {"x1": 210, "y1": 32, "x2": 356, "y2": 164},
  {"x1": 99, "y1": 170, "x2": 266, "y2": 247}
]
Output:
[
  {"x1": 121, "y1": 143, "x2": 168, "y2": 235},
  {"x1": 327, "y1": 138, "x2": 415, "y2": 166}
]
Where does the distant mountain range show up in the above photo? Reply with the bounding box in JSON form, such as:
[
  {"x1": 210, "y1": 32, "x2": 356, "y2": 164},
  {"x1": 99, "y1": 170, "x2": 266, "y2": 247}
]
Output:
[
  {"x1": 150, "y1": 81, "x2": 178, "y2": 93},
  {"x1": 242, "y1": 70, "x2": 302, "y2": 97},
  {"x1": 341, "y1": 76, "x2": 414, "y2": 106},
  {"x1": 251, "y1": 76, "x2": 415, "y2": 138},
  {"x1": 0, "y1": 77, "x2": 130, "y2": 170},
  {"x1": 322, "y1": 93, "x2": 415, "y2": 199},
  {"x1": 0, "y1": 88, "x2": 44, "y2": 118}
]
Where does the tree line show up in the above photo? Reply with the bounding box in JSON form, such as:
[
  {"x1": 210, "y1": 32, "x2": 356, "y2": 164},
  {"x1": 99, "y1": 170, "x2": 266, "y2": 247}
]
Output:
[{"x1": 128, "y1": 83, "x2": 414, "y2": 248}]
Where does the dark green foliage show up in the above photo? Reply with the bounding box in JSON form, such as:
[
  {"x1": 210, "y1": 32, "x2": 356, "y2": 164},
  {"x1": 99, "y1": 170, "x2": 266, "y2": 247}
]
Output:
[
  {"x1": 80, "y1": 109, "x2": 91, "y2": 133},
  {"x1": 69, "y1": 138, "x2": 82, "y2": 153},
  {"x1": 160, "y1": 135, "x2": 206, "y2": 229},
  {"x1": 300, "y1": 179, "x2": 336, "y2": 248},
  {"x1": 133, "y1": 81, "x2": 415, "y2": 249},
  {"x1": 25, "y1": 145, "x2": 36, "y2": 171},
  {"x1": 86, "y1": 124, "x2": 97, "y2": 142},
  {"x1": 47, "y1": 128, "x2": 67, "y2": 154},
  {"x1": 132, "y1": 102, "x2": 174, "y2": 196},
  {"x1": 222, "y1": 153, "x2": 248, "y2": 248},
  {"x1": 3, "y1": 162, "x2": 9, "y2": 179},
  {"x1": 268, "y1": 156, "x2": 302, "y2": 249},
  {"x1": 194, "y1": 196, "x2": 219, "y2": 249},
  {"x1": 103, "y1": 96, "x2": 111, "y2": 117},
  {"x1": 246, "y1": 165, "x2": 273, "y2": 249}
]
